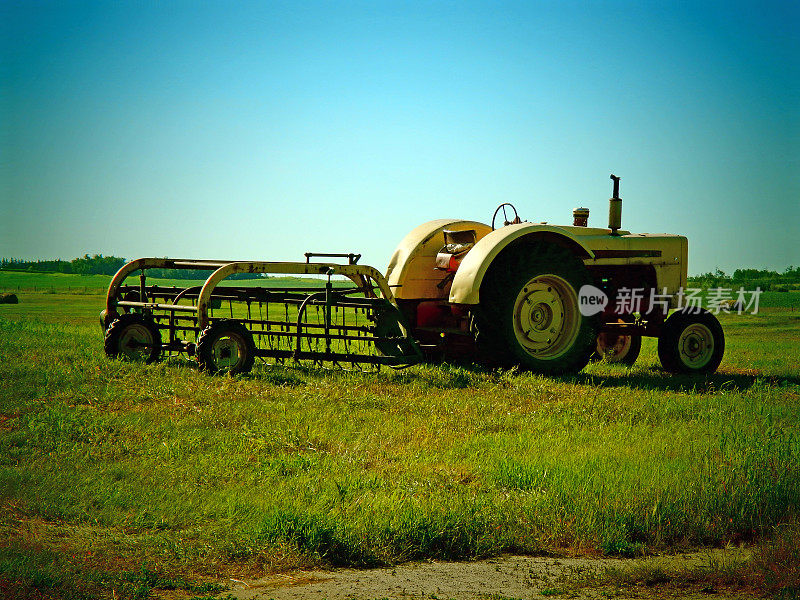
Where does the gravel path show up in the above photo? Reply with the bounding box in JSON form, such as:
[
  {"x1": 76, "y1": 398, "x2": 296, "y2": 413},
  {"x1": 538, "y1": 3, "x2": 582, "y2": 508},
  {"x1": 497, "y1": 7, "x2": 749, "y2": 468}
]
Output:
[{"x1": 220, "y1": 550, "x2": 753, "y2": 599}]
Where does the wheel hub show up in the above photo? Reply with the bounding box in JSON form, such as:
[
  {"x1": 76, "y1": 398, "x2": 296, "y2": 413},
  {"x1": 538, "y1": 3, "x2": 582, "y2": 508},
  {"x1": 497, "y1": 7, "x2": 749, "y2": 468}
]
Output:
[
  {"x1": 512, "y1": 275, "x2": 580, "y2": 359},
  {"x1": 211, "y1": 335, "x2": 244, "y2": 369},
  {"x1": 597, "y1": 331, "x2": 631, "y2": 358},
  {"x1": 119, "y1": 324, "x2": 153, "y2": 360},
  {"x1": 679, "y1": 324, "x2": 714, "y2": 367}
]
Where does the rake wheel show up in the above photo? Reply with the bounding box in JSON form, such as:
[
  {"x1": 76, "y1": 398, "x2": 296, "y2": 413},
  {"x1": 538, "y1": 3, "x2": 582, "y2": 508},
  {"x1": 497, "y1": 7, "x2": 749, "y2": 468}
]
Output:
[
  {"x1": 196, "y1": 319, "x2": 256, "y2": 375},
  {"x1": 104, "y1": 314, "x2": 162, "y2": 364}
]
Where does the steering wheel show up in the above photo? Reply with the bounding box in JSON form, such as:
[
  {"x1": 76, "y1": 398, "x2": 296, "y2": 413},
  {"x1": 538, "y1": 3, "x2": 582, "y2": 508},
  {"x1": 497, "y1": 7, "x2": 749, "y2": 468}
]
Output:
[{"x1": 491, "y1": 203, "x2": 522, "y2": 230}]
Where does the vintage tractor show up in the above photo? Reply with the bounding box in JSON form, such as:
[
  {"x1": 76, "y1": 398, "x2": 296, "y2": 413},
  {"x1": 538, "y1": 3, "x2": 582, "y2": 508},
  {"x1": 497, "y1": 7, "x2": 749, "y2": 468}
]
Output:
[{"x1": 101, "y1": 175, "x2": 724, "y2": 375}]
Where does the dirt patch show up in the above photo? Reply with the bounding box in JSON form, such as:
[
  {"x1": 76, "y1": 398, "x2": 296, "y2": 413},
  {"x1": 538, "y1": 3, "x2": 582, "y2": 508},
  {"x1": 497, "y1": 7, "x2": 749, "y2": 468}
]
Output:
[{"x1": 220, "y1": 549, "x2": 756, "y2": 599}]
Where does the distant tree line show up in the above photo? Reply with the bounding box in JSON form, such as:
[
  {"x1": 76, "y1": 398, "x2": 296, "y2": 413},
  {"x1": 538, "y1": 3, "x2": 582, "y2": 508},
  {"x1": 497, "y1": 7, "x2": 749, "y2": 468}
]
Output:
[
  {"x1": 0, "y1": 255, "x2": 258, "y2": 280},
  {"x1": 0, "y1": 255, "x2": 126, "y2": 275},
  {"x1": 688, "y1": 266, "x2": 800, "y2": 292}
]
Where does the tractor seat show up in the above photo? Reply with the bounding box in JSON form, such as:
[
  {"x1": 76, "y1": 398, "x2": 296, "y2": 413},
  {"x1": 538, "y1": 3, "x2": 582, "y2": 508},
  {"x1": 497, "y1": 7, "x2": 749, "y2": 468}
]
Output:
[{"x1": 435, "y1": 229, "x2": 477, "y2": 272}]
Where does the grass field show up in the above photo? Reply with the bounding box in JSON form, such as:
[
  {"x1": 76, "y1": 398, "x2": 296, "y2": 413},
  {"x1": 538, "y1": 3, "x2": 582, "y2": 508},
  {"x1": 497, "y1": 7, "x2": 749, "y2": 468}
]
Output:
[{"x1": 1, "y1": 273, "x2": 798, "y2": 599}]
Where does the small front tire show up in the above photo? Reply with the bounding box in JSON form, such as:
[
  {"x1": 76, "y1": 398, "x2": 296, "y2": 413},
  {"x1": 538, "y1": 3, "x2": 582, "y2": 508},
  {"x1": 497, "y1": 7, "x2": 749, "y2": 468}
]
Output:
[
  {"x1": 196, "y1": 320, "x2": 256, "y2": 375},
  {"x1": 658, "y1": 309, "x2": 724, "y2": 374}
]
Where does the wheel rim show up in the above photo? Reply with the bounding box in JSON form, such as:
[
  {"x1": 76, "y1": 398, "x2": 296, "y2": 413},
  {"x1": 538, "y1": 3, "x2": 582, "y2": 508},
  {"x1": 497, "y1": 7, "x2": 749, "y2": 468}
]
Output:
[
  {"x1": 678, "y1": 323, "x2": 715, "y2": 368},
  {"x1": 596, "y1": 331, "x2": 632, "y2": 362},
  {"x1": 210, "y1": 332, "x2": 247, "y2": 371},
  {"x1": 118, "y1": 324, "x2": 154, "y2": 361},
  {"x1": 512, "y1": 274, "x2": 581, "y2": 359},
  {"x1": 596, "y1": 318, "x2": 633, "y2": 362}
]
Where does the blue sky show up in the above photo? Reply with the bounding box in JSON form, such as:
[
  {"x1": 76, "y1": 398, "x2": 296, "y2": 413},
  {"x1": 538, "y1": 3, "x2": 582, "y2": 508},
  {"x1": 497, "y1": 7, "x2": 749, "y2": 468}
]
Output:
[{"x1": 2, "y1": 0, "x2": 797, "y2": 274}]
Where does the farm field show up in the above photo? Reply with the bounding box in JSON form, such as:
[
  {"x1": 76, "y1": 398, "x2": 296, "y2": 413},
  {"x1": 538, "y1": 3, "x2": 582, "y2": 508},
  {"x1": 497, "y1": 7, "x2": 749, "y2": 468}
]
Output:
[{"x1": 0, "y1": 273, "x2": 798, "y2": 599}]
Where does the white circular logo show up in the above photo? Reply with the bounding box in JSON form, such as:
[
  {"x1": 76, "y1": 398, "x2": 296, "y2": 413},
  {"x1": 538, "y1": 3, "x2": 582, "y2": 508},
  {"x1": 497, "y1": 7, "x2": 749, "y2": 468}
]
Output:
[{"x1": 578, "y1": 284, "x2": 608, "y2": 316}]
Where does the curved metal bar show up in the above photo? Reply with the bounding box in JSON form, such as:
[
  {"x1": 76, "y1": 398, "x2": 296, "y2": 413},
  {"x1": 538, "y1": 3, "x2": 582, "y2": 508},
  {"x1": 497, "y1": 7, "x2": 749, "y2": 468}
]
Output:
[
  {"x1": 106, "y1": 259, "x2": 238, "y2": 319},
  {"x1": 196, "y1": 261, "x2": 398, "y2": 330},
  {"x1": 172, "y1": 286, "x2": 202, "y2": 305},
  {"x1": 293, "y1": 291, "x2": 327, "y2": 359},
  {"x1": 106, "y1": 258, "x2": 169, "y2": 317}
]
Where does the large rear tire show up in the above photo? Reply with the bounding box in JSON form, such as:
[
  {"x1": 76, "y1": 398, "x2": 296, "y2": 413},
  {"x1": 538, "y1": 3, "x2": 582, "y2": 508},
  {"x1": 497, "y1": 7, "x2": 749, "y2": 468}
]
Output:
[
  {"x1": 196, "y1": 320, "x2": 256, "y2": 375},
  {"x1": 658, "y1": 309, "x2": 724, "y2": 374},
  {"x1": 478, "y1": 244, "x2": 599, "y2": 375}
]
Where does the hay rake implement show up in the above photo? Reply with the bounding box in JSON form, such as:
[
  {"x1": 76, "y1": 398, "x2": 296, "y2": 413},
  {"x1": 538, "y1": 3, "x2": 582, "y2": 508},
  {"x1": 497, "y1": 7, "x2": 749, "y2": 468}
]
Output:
[{"x1": 101, "y1": 255, "x2": 422, "y2": 374}]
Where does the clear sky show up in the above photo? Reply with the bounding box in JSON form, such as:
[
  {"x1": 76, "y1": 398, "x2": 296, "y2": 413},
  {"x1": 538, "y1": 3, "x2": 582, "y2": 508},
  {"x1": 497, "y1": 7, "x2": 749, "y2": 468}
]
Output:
[{"x1": 2, "y1": 0, "x2": 798, "y2": 275}]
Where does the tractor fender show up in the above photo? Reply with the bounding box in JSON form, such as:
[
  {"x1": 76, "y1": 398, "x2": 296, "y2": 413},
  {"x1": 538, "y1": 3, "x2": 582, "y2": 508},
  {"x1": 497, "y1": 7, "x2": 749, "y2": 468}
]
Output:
[
  {"x1": 449, "y1": 223, "x2": 596, "y2": 305},
  {"x1": 386, "y1": 219, "x2": 493, "y2": 300}
]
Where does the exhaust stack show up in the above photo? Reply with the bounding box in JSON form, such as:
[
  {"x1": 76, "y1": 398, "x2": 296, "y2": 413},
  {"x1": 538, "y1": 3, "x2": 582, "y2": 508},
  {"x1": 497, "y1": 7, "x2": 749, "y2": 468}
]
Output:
[{"x1": 608, "y1": 174, "x2": 622, "y2": 235}]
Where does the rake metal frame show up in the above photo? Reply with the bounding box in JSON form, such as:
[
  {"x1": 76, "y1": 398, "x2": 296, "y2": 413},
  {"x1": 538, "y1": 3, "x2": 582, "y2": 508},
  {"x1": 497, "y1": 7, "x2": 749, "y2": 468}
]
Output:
[{"x1": 103, "y1": 257, "x2": 422, "y2": 368}]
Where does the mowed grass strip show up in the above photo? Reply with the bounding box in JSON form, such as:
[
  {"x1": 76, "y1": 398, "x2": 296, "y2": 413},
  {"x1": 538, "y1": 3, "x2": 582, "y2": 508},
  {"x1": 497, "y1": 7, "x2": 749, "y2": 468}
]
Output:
[{"x1": 0, "y1": 290, "x2": 798, "y2": 597}]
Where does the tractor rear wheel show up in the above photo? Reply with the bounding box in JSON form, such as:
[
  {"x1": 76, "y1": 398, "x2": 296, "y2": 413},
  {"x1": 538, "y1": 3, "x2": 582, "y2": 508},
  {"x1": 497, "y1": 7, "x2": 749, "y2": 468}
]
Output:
[
  {"x1": 196, "y1": 320, "x2": 256, "y2": 375},
  {"x1": 104, "y1": 314, "x2": 162, "y2": 363},
  {"x1": 657, "y1": 309, "x2": 724, "y2": 374},
  {"x1": 479, "y1": 244, "x2": 599, "y2": 374}
]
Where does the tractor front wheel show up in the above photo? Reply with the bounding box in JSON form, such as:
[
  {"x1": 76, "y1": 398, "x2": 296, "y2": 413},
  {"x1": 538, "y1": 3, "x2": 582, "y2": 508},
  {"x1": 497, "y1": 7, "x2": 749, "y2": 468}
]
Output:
[
  {"x1": 479, "y1": 244, "x2": 599, "y2": 374},
  {"x1": 104, "y1": 314, "x2": 162, "y2": 363},
  {"x1": 657, "y1": 309, "x2": 724, "y2": 374},
  {"x1": 196, "y1": 320, "x2": 256, "y2": 375}
]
